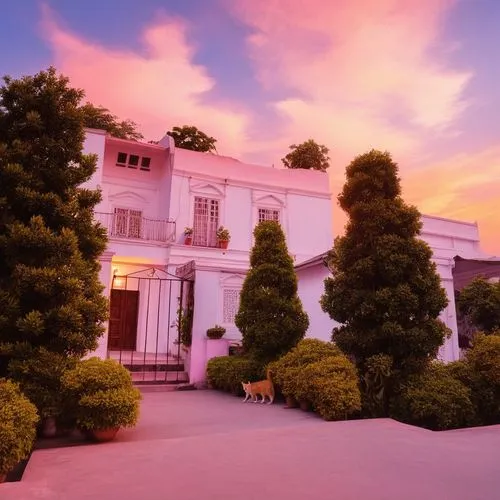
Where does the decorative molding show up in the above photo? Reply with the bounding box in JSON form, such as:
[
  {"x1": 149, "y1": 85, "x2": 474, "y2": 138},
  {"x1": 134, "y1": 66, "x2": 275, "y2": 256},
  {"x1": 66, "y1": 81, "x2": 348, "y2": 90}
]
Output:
[
  {"x1": 108, "y1": 190, "x2": 150, "y2": 206},
  {"x1": 189, "y1": 180, "x2": 225, "y2": 198},
  {"x1": 252, "y1": 191, "x2": 285, "y2": 207},
  {"x1": 219, "y1": 273, "x2": 245, "y2": 286}
]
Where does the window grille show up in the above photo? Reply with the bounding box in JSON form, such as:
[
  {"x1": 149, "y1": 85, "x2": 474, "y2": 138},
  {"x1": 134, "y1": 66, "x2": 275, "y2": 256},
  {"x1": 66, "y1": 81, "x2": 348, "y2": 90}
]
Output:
[
  {"x1": 258, "y1": 208, "x2": 280, "y2": 223},
  {"x1": 112, "y1": 208, "x2": 142, "y2": 238},
  {"x1": 193, "y1": 197, "x2": 219, "y2": 247},
  {"x1": 223, "y1": 288, "x2": 240, "y2": 324}
]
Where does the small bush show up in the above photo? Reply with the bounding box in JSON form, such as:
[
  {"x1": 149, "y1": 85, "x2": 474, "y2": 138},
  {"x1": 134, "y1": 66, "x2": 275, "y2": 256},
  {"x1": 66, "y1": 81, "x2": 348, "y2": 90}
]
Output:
[
  {"x1": 464, "y1": 333, "x2": 500, "y2": 425},
  {"x1": 8, "y1": 348, "x2": 77, "y2": 419},
  {"x1": 294, "y1": 356, "x2": 361, "y2": 420},
  {"x1": 0, "y1": 379, "x2": 39, "y2": 476},
  {"x1": 61, "y1": 358, "x2": 141, "y2": 431},
  {"x1": 207, "y1": 356, "x2": 264, "y2": 395},
  {"x1": 270, "y1": 339, "x2": 340, "y2": 397},
  {"x1": 392, "y1": 363, "x2": 476, "y2": 430}
]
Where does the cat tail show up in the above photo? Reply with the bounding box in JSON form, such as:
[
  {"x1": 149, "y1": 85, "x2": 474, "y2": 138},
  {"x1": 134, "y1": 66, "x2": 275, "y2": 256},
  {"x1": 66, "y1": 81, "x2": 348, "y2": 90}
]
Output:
[{"x1": 266, "y1": 367, "x2": 273, "y2": 382}]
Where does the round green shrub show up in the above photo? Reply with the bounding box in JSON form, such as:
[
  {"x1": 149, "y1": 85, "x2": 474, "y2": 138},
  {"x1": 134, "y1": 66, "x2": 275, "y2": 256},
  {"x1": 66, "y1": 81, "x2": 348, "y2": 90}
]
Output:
[
  {"x1": 270, "y1": 339, "x2": 341, "y2": 396},
  {"x1": 61, "y1": 358, "x2": 141, "y2": 431},
  {"x1": 392, "y1": 363, "x2": 476, "y2": 430},
  {"x1": 295, "y1": 355, "x2": 361, "y2": 421},
  {"x1": 0, "y1": 379, "x2": 39, "y2": 476},
  {"x1": 8, "y1": 348, "x2": 77, "y2": 419},
  {"x1": 464, "y1": 333, "x2": 500, "y2": 425},
  {"x1": 207, "y1": 356, "x2": 263, "y2": 395}
]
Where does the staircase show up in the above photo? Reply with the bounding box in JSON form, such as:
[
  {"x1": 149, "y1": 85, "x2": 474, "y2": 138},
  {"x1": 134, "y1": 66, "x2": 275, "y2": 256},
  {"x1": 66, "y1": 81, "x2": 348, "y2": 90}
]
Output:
[{"x1": 109, "y1": 351, "x2": 189, "y2": 389}]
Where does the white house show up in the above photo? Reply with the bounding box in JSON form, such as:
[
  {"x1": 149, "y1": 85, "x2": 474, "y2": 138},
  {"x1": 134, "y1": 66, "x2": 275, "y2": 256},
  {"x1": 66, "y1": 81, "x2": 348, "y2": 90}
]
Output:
[
  {"x1": 83, "y1": 129, "x2": 498, "y2": 386},
  {"x1": 82, "y1": 129, "x2": 332, "y2": 385}
]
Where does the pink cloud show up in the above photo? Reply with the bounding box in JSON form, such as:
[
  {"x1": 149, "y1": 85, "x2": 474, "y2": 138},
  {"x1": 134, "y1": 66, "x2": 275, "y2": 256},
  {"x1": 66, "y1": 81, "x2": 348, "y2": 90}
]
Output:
[{"x1": 40, "y1": 4, "x2": 250, "y2": 157}]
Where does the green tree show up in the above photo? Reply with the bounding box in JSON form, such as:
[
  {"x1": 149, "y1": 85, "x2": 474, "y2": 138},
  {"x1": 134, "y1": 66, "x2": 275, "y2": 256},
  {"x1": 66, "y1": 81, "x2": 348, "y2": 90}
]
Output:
[
  {"x1": 0, "y1": 67, "x2": 108, "y2": 376},
  {"x1": 80, "y1": 102, "x2": 143, "y2": 141},
  {"x1": 457, "y1": 277, "x2": 500, "y2": 334},
  {"x1": 320, "y1": 150, "x2": 449, "y2": 413},
  {"x1": 166, "y1": 125, "x2": 217, "y2": 152},
  {"x1": 235, "y1": 221, "x2": 309, "y2": 361},
  {"x1": 281, "y1": 139, "x2": 330, "y2": 172}
]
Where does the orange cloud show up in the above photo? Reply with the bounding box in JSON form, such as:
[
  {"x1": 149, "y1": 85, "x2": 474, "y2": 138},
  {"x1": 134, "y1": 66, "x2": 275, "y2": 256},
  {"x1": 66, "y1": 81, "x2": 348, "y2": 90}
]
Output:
[
  {"x1": 40, "y1": 4, "x2": 250, "y2": 157},
  {"x1": 403, "y1": 148, "x2": 500, "y2": 255}
]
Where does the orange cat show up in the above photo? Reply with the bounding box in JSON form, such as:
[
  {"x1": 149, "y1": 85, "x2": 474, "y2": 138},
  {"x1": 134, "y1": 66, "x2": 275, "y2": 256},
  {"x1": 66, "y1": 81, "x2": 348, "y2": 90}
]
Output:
[{"x1": 241, "y1": 369, "x2": 274, "y2": 404}]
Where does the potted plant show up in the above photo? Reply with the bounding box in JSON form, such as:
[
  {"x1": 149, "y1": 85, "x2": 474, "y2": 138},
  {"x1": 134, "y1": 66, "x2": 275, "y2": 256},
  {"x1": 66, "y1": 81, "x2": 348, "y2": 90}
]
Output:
[
  {"x1": 206, "y1": 325, "x2": 226, "y2": 340},
  {"x1": 61, "y1": 358, "x2": 141, "y2": 443},
  {"x1": 216, "y1": 226, "x2": 230, "y2": 249},
  {"x1": 184, "y1": 227, "x2": 193, "y2": 245},
  {"x1": 0, "y1": 379, "x2": 39, "y2": 483}
]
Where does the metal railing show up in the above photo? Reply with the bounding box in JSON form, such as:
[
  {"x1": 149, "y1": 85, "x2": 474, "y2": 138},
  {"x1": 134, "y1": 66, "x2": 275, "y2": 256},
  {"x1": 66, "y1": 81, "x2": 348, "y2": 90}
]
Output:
[{"x1": 95, "y1": 212, "x2": 176, "y2": 244}]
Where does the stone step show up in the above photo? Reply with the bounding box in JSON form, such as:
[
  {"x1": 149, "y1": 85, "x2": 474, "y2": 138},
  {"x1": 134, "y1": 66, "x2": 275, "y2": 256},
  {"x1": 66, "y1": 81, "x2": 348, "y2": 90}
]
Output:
[{"x1": 131, "y1": 370, "x2": 189, "y2": 385}]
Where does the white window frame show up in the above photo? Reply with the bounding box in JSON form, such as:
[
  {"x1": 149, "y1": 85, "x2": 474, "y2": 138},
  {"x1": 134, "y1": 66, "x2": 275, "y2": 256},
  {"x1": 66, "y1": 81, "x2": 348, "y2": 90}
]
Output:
[
  {"x1": 218, "y1": 273, "x2": 245, "y2": 329},
  {"x1": 112, "y1": 207, "x2": 143, "y2": 239},
  {"x1": 192, "y1": 196, "x2": 220, "y2": 247},
  {"x1": 257, "y1": 207, "x2": 281, "y2": 224},
  {"x1": 188, "y1": 181, "x2": 226, "y2": 248}
]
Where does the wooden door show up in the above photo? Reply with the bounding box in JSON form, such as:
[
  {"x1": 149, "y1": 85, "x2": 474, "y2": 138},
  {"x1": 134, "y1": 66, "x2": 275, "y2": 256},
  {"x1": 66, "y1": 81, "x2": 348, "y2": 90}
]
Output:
[{"x1": 108, "y1": 289, "x2": 139, "y2": 350}]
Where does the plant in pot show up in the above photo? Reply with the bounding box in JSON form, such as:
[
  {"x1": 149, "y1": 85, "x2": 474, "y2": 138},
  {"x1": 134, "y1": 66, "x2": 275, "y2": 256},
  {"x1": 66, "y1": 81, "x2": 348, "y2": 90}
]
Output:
[
  {"x1": 184, "y1": 227, "x2": 193, "y2": 245},
  {"x1": 206, "y1": 325, "x2": 226, "y2": 340},
  {"x1": 216, "y1": 226, "x2": 231, "y2": 249},
  {"x1": 61, "y1": 358, "x2": 142, "y2": 443},
  {"x1": 8, "y1": 348, "x2": 77, "y2": 438},
  {"x1": 0, "y1": 379, "x2": 39, "y2": 483}
]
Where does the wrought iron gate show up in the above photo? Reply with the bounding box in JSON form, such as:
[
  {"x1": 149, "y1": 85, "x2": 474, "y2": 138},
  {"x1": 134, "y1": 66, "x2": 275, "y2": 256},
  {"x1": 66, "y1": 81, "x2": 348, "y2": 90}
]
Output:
[{"x1": 108, "y1": 266, "x2": 194, "y2": 384}]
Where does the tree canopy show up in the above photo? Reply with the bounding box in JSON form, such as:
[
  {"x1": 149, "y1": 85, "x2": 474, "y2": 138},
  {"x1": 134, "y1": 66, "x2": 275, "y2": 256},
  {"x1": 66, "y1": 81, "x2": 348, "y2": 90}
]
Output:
[
  {"x1": 0, "y1": 67, "x2": 108, "y2": 373},
  {"x1": 320, "y1": 150, "x2": 449, "y2": 413},
  {"x1": 80, "y1": 102, "x2": 143, "y2": 141},
  {"x1": 281, "y1": 139, "x2": 330, "y2": 172},
  {"x1": 166, "y1": 125, "x2": 217, "y2": 152},
  {"x1": 457, "y1": 277, "x2": 500, "y2": 334}
]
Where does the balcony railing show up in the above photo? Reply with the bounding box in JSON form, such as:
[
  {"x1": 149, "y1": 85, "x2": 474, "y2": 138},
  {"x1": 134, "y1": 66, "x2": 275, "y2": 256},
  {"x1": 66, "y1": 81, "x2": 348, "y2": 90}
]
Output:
[{"x1": 95, "y1": 212, "x2": 176, "y2": 244}]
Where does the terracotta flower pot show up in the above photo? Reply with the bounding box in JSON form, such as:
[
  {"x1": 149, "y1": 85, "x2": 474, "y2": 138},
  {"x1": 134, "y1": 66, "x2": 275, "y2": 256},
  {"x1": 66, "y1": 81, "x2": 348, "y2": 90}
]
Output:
[
  {"x1": 284, "y1": 396, "x2": 298, "y2": 409},
  {"x1": 299, "y1": 400, "x2": 312, "y2": 412},
  {"x1": 219, "y1": 240, "x2": 229, "y2": 249},
  {"x1": 184, "y1": 236, "x2": 193, "y2": 245},
  {"x1": 85, "y1": 427, "x2": 120, "y2": 442}
]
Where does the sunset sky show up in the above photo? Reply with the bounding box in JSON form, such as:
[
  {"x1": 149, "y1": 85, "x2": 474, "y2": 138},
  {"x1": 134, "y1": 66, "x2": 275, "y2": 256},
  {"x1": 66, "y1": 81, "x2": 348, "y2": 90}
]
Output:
[{"x1": 1, "y1": 1, "x2": 499, "y2": 254}]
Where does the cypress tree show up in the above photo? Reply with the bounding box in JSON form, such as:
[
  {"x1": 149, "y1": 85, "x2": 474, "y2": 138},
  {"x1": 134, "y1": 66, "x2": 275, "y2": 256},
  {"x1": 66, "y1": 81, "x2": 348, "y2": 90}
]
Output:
[
  {"x1": 235, "y1": 221, "x2": 309, "y2": 361},
  {"x1": 320, "y1": 150, "x2": 449, "y2": 403}
]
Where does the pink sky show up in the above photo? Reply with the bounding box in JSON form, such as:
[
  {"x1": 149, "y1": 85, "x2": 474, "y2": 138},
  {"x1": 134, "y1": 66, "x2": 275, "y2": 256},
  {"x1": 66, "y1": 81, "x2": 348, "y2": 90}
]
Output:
[{"x1": 39, "y1": 1, "x2": 499, "y2": 254}]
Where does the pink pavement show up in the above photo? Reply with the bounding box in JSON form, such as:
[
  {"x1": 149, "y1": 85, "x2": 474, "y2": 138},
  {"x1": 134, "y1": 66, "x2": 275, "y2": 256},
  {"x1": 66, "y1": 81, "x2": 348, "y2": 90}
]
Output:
[{"x1": 2, "y1": 391, "x2": 500, "y2": 500}]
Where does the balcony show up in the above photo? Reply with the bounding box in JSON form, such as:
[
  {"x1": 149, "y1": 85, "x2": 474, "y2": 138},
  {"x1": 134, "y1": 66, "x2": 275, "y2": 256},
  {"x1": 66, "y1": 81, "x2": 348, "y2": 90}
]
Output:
[{"x1": 95, "y1": 212, "x2": 176, "y2": 244}]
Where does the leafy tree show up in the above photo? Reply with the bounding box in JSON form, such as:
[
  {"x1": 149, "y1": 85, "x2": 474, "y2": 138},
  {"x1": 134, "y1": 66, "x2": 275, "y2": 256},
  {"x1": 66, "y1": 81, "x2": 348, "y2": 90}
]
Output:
[
  {"x1": 0, "y1": 67, "x2": 108, "y2": 376},
  {"x1": 235, "y1": 221, "x2": 309, "y2": 362},
  {"x1": 281, "y1": 139, "x2": 330, "y2": 172},
  {"x1": 320, "y1": 150, "x2": 449, "y2": 413},
  {"x1": 457, "y1": 277, "x2": 500, "y2": 334},
  {"x1": 166, "y1": 125, "x2": 217, "y2": 152},
  {"x1": 80, "y1": 102, "x2": 143, "y2": 141}
]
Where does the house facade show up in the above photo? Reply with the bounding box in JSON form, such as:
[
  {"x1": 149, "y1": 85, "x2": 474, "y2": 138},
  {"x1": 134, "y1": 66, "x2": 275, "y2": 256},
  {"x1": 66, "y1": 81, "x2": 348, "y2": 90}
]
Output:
[
  {"x1": 83, "y1": 129, "x2": 498, "y2": 385},
  {"x1": 82, "y1": 129, "x2": 333, "y2": 384}
]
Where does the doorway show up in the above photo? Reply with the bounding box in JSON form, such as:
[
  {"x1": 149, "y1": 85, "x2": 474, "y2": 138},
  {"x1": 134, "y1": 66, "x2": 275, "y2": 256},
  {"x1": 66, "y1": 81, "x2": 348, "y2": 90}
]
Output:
[{"x1": 108, "y1": 289, "x2": 139, "y2": 350}]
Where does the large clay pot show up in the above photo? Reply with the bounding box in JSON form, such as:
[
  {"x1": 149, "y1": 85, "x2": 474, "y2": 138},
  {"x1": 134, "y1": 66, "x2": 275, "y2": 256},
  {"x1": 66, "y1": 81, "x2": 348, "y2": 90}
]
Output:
[
  {"x1": 219, "y1": 240, "x2": 229, "y2": 250},
  {"x1": 86, "y1": 428, "x2": 120, "y2": 442},
  {"x1": 184, "y1": 236, "x2": 193, "y2": 245},
  {"x1": 284, "y1": 396, "x2": 298, "y2": 409}
]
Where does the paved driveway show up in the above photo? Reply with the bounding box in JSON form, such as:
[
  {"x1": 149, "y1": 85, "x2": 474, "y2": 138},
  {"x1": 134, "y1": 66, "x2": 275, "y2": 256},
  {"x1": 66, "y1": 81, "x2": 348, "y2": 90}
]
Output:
[{"x1": 2, "y1": 390, "x2": 500, "y2": 500}]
